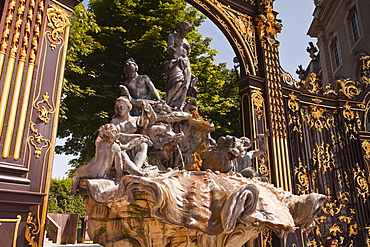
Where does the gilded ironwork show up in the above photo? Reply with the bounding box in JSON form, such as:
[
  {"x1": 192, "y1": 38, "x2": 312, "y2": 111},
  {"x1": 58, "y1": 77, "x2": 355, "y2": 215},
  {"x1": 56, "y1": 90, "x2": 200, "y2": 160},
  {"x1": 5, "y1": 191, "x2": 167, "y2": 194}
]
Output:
[
  {"x1": 256, "y1": 5, "x2": 282, "y2": 46},
  {"x1": 353, "y1": 163, "x2": 369, "y2": 202},
  {"x1": 261, "y1": 228, "x2": 272, "y2": 247},
  {"x1": 342, "y1": 102, "x2": 361, "y2": 139},
  {"x1": 338, "y1": 215, "x2": 352, "y2": 224},
  {"x1": 29, "y1": 121, "x2": 51, "y2": 158},
  {"x1": 288, "y1": 92, "x2": 299, "y2": 112},
  {"x1": 337, "y1": 79, "x2": 362, "y2": 99},
  {"x1": 0, "y1": 0, "x2": 16, "y2": 55},
  {"x1": 328, "y1": 224, "x2": 342, "y2": 236},
  {"x1": 362, "y1": 140, "x2": 370, "y2": 160},
  {"x1": 35, "y1": 92, "x2": 54, "y2": 124},
  {"x1": 251, "y1": 89, "x2": 264, "y2": 120},
  {"x1": 221, "y1": 8, "x2": 258, "y2": 72},
  {"x1": 349, "y1": 223, "x2": 359, "y2": 236},
  {"x1": 305, "y1": 73, "x2": 321, "y2": 94},
  {"x1": 259, "y1": 0, "x2": 275, "y2": 6},
  {"x1": 14, "y1": 0, "x2": 44, "y2": 160},
  {"x1": 342, "y1": 102, "x2": 355, "y2": 121},
  {"x1": 294, "y1": 157, "x2": 310, "y2": 194},
  {"x1": 366, "y1": 226, "x2": 370, "y2": 247},
  {"x1": 46, "y1": 4, "x2": 71, "y2": 50},
  {"x1": 303, "y1": 105, "x2": 335, "y2": 133},
  {"x1": 311, "y1": 98, "x2": 323, "y2": 104},
  {"x1": 25, "y1": 212, "x2": 38, "y2": 247}
]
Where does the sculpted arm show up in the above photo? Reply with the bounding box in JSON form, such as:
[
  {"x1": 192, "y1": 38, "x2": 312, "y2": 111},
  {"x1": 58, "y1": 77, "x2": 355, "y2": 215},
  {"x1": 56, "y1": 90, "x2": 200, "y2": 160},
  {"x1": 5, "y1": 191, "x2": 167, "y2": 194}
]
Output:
[
  {"x1": 144, "y1": 75, "x2": 161, "y2": 100},
  {"x1": 167, "y1": 34, "x2": 176, "y2": 57}
]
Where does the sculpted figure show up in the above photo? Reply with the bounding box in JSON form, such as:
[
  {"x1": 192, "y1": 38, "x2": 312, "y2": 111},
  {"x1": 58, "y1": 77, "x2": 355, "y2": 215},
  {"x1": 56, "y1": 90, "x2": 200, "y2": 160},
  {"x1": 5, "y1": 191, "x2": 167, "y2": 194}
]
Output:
[
  {"x1": 71, "y1": 123, "x2": 123, "y2": 195},
  {"x1": 164, "y1": 20, "x2": 198, "y2": 110},
  {"x1": 123, "y1": 58, "x2": 161, "y2": 115},
  {"x1": 111, "y1": 93, "x2": 157, "y2": 176},
  {"x1": 237, "y1": 132, "x2": 269, "y2": 173},
  {"x1": 201, "y1": 133, "x2": 268, "y2": 173}
]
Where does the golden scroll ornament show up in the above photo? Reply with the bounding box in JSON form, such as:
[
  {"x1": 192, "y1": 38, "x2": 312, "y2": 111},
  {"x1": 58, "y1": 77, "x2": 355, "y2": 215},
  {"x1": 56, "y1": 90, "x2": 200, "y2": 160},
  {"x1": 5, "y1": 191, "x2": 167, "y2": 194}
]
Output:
[{"x1": 46, "y1": 4, "x2": 71, "y2": 50}]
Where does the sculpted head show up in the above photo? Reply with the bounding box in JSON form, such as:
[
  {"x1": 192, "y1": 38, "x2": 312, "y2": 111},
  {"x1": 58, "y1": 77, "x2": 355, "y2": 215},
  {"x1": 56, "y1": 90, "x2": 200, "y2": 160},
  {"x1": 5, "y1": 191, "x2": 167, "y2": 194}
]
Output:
[
  {"x1": 98, "y1": 123, "x2": 118, "y2": 143},
  {"x1": 113, "y1": 96, "x2": 132, "y2": 118},
  {"x1": 178, "y1": 20, "x2": 192, "y2": 34},
  {"x1": 123, "y1": 58, "x2": 138, "y2": 77}
]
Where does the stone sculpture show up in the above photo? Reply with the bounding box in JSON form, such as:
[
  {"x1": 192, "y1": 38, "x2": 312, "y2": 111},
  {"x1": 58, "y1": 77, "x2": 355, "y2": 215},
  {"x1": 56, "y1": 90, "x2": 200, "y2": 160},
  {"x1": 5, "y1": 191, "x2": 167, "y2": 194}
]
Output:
[
  {"x1": 123, "y1": 58, "x2": 161, "y2": 115},
  {"x1": 164, "y1": 20, "x2": 198, "y2": 110},
  {"x1": 71, "y1": 21, "x2": 326, "y2": 247}
]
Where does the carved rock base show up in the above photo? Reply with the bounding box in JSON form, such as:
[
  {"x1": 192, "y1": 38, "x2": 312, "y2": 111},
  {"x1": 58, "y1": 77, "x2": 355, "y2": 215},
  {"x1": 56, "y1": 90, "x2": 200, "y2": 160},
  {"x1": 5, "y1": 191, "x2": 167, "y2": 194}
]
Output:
[{"x1": 86, "y1": 195, "x2": 259, "y2": 247}]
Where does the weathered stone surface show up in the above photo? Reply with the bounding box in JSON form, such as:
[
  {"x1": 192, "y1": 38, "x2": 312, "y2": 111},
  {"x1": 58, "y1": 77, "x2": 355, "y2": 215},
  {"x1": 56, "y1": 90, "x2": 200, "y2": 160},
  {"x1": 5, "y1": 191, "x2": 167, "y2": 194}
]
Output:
[{"x1": 82, "y1": 170, "x2": 326, "y2": 246}]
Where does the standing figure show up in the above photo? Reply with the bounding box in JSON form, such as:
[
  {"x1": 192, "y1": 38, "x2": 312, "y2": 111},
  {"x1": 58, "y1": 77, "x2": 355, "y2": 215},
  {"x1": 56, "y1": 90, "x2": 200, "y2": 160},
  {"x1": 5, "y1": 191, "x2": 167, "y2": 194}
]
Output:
[
  {"x1": 123, "y1": 58, "x2": 161, "y2": 115},
  {"x1": 164, "y1": 20, "x2": 198, "y2": 110}
]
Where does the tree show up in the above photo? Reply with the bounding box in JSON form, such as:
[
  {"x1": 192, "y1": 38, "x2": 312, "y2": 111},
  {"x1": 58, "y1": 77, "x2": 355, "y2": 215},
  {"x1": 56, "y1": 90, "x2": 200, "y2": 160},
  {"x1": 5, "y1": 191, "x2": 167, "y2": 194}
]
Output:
[
  {"x1": 57, "y1": 0, "x2": 240, "y2": 172},
  {"x1": 48, "y1": 178, "x2": 86, "y2": 216}
]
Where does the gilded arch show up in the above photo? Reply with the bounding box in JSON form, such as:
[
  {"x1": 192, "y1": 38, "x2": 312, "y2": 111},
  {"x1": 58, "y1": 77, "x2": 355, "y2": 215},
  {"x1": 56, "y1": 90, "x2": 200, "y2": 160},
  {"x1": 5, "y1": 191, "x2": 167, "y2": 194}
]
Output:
[{"x1": 187, "y1": 0, "x2": 262, "y2": 76}]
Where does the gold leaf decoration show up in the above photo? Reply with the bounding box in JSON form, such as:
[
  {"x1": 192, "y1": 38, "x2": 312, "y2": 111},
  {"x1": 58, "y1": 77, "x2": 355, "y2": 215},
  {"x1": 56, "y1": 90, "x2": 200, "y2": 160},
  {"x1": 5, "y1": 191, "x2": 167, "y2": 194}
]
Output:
[
  {"x1": 353, "y1": 163, "x2": 369, "y2": 202},
  {"x1": 251, "y1": 89, "x2": 264, "y2": 120},
  {"x1": 46, "y1": 4, "x2": 71, "y2": 50}
]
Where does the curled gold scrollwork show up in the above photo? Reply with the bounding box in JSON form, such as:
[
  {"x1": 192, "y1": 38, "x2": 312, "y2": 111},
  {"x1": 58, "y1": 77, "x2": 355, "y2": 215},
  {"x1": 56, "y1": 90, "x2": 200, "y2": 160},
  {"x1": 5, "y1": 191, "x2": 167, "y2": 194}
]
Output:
[
  {"x1": 288, "y1": 92, "x2": 299, "y2": 112},
  {"x1": 313, "y1": 215, "x2": 327, "y2": 237},
  {"x1": 251, "y1": 89, "x2": 264, "y2": 120},
  {"x1": 337, "y1": 78, "x2": 362, "y2": 99},
  {"x1": 353, "y1": 163, "x2": 369, "y2": 202},
  {"x1": 25, "y1": 212, "x2": 38, "y2": 247},
  {"x1": 35, "y1": 92, "x2": 54, "y2": 123},
  {"x1": 309, "y1": 105, "x2": 326, "y2": 131},
  {"x1": 221, "y1": 8, "x2": 258, "y2": 72},
  {"x1": 342, "y1": 102, "x2": 355, "y2": 121},
  {"x1": 46, "y1": 4, "x2": 71, "y2": 50},
  {"x1": 338, "y1": 215, "x2": 352, "y2": 224},
  {"x1": 294, "y1": 157, "x2": 309, "y2": 194},
  {"x1": 261, "y1": 228, "x2": 272, "y2": 247},
  {"x1": 349, "y1": 223, "x2": 359, "y2": 236},
  {"x1": 29, "y1": 121, "x2": 50, "y2": 158},
  {"x1": 305, "y1": 73, "x2": 321, "y2": 94},
  {"x1": 366, "y1": 226, "x2": 370, "y2": 247},
  {"x1": 257, "y1": 156, "x2": 269, "y2": 178},
  {"x1": 362, "y1": 140, "x2": 370, "y2": 160},
  {"x1": 259, "y1": 0, "x2": 274, "y2": 6},
  {"x1": 322, "y1": 189, "x2": 344, "y2": 216},
  {"x1": 328, "y1": 224, "x2": 342, "y2": 236},
  {"x1": 342, "y1": 102, "x2": 359, "y2": 139}
]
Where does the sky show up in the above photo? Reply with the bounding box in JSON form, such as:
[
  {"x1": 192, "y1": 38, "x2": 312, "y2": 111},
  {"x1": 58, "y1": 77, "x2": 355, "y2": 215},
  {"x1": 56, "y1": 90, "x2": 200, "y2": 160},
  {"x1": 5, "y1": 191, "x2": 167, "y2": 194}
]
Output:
[{"x1": 51, "y1": 0, "x2": 316, "y2": 178}]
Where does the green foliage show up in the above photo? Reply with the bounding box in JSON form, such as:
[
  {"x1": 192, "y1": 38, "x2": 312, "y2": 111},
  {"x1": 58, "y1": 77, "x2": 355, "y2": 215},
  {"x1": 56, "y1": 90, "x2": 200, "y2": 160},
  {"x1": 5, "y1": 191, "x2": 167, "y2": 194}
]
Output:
[
  {"x1": 58, "y1": 0, "x2": 240, "y2": 173},
  {"x1": 48, "y1": 178, "x2": 86, "y2": 216}
]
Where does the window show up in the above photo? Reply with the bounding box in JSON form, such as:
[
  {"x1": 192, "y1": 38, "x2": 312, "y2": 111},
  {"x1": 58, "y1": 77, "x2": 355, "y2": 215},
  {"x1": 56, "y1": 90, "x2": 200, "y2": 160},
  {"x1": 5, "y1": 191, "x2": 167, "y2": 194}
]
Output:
[
  {"x1": 350, "y1": 9, "x2": 361, "y2": 42},
  {"x1": 332, "y1": 39, "x2": 341, "y2": 68}
]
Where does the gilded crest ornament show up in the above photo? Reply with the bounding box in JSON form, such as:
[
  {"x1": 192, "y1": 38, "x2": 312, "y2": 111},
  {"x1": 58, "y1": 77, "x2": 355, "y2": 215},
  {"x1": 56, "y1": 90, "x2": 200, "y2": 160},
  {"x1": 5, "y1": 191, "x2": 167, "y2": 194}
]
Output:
[
  {"x1": 255, "y1": 5, "x2": 282, "y2": 46},
  {"x1": 46, "y1": 4, "x2": 71, "y2": 50}
]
